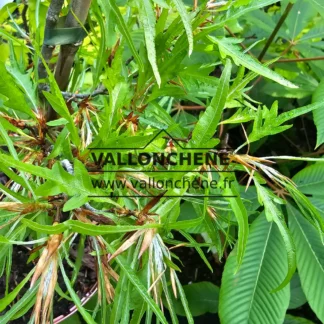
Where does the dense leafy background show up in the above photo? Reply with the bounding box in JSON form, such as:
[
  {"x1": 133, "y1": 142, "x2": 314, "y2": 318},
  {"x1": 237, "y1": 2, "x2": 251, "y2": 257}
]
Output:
[{"x1": 0, "y1": 0, "x2": 324, "y2": 323}]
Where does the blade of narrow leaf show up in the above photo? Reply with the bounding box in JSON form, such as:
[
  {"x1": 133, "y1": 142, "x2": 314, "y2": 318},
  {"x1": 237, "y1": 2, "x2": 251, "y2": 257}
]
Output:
[
  {"x1": 274, "y1": 101, "x2": 323, "y2": 127},
  {"x1": 0, "y1": 281, "x2": 39, "y2": 324},
  {"x1": 59, "y1": 259, "x2": 96, "y2": 324},
  {"x1": 0, "y1": 123, "x2": 36, "y2": 199},
  {"x1": 179, "y1": 230, "x2": 213, "y2": 272},
  {"x1": 219, "y1": 213, "x2": 290, "y2": 324},
  {"x1": 110, "y1": 243, "x2": 139, "y2": 324},
  {"x1": 174, "y1": 274, "x2": 194, "y2": 324},
  {"x1": 0, "y1": 269, "x2": 34, "y2": 312},
  {"x1": 190, "y1": 59, "x2": 232, "y2": 148},
  {"x1": 209, "y1": 36, "x2": 298, "y2": 89},
  {"x1": 220, "y1": 173, "x2": 248, "y2": 269},
  {"x1": 103, "y1": 0, "x2": 144, "y2": 71},
  {"x1": 161, "y1": 276, "x2": 179, "y2": 324},
  {"x1": 170, "y1": 0, "x2": 193, "y2": 55},
  {"x1": 198, "y1": 0, "x2": 286, "y2": 38},
  {"x1": 42, "y1": 91, "x2": 80, "y2": 147},
  {"x1": 21, "y1": 219, "x2": 67, "y2": 234},
  {"x1": 105, "y1": 242, "x2": 168, "y2": 324},
  {"x1": 21, "y1": 218, "x2": 162, "y2": 235},
  {"x1": 138, "y1": 0, "x2": 161, "y2": 86}
]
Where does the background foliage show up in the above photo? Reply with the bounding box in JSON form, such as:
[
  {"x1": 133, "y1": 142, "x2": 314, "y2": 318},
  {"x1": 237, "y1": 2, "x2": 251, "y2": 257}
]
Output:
[{"x1": 0, "y1": 0, "x2": 324, "y2": 323}]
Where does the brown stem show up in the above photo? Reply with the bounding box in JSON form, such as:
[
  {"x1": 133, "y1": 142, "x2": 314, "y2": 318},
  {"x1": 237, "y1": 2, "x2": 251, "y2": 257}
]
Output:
[
  {"x1": 38, "y1": 0, "x2": 65, "y2": 121},
  {"x1": 37, "y1": 0, "x2": 65, "y2": 82},
  {"x1": 54, "y1": 0, "x2": 92, "y2": 91},
  {"x1": 270, "y1": 56, "x2": 324, "y2": 63},
  {"x1": 258, "y1": 2, "x2": 294, "y2": 61},
  {"x1": 61, "y1": 84, "x2": 107, "y2": 100}
]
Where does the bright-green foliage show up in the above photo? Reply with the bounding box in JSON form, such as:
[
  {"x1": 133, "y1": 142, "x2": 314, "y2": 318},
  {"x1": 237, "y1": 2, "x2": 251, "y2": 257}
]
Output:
[{"x1": 0, "y1": 0, "x2": 324, "y2": 323}]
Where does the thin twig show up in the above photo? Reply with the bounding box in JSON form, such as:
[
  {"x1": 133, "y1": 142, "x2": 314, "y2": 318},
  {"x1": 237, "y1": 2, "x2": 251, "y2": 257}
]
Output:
[
  {"x1": 269, "y1": 56, "x2": 324, "y2": 63},
  {"x1": 258, "y1": 2, "x2": 294, "y2": 61},
  {"x1": 37, "y1": 0, "x2": 65, "y2": 82},
  {"x1": 61, "y1": 85, "x2": 108, "y2": 100},
  {"x1": 22, "y1": 3, "x2": 29, "y2": 34},
  {"x1": 38, "y1": 0, "x2": 65, "y2": 121}
]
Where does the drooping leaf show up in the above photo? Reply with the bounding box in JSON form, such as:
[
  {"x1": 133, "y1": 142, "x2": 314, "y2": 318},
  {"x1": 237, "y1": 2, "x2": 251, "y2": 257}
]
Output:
[
  {"x1": 190, "y1": 59, "x2": 232, "y2": 148},
  {"x1": 59, "y1": 260, "x2": 96, "y2": 324},
  {"x1": 220, "y1": 173, "x2": 249, "y2": 269},
  {"x1": 170, "y1": 0, "x2": 193, "y2": 55},
  {"x1": 209, "y1": 37, "x2": 298, "y2": 89},
  {"x1": 138, "y1": 0, "x2": 161, "y2": 86}
]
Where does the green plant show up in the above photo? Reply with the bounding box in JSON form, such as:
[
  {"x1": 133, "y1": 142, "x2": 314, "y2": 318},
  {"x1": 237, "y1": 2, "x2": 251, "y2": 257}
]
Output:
[{"x1": 0, "y1": 0, "x2": 324, "y2": 323}]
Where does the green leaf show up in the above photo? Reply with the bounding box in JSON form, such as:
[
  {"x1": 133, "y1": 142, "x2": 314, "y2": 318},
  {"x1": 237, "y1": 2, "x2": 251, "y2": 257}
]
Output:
[
  {"x1": 285, "y1": 0, "x2": 317, "y2": 39},
  {"x1": 102, "y1": 0, "x2": 144, "y2": 71},
  {"x1": 220, "y1": 173, "x2": 249, "y2": 269},
  {"x1": 288, "y1": 273, "x2": 307, "y2": 309},
  {"x1": 172, "y1": 282, "x2": 219, "y2": 316},
  {"x1": 105, "y1": 241, "x2": 168, "y2": 324},
  {"x1": 219, "y1": 213, "x2": 290, "y2": 324},
  {"x1": 190, "y1": 59, "x2": 232, "y2": 148},
  {"x1": 59, "y1": 259, "x2": 96, "y2": 324},
  {"x1": 170, "y1": 0, "x2": 193, "y2": 55},
  {"x1": 288, "y1": 204, "x2": 324, "y2": 322},
  {"x1": 0, "y1": 154, "x2": 100, "y2": 198},
  {"x1": 42, "y1": 91, "x2": 80, "y2": 147},
  {"x1": 138, "y1": 0, "x2": 161, "y2": 86},
  {"x1": 312, "y1": 79, "x2": 324, "y2": 148},
  {"x1": 254, "y1": 181, "x2": 296, "y2": 290},
  {"x1": 7, "y1": 43, "x2": 37, "y2": 112},
  {"x1": 0, "y1": 62, "x2": 35, "y2": 118},
  {"x1": 21, "y1": 219, "x2": 67, "y2": 234},
  {"x1": 307, "y1": 0, "x2": 324, "y2": 18},
  {"x1": 174, "y1": 274, "x2": 194, "y2": 324},
  {"x1": 284, "y1": 314, "x2": 315, "y2": 324},
  {"x1": 293, "y1": 163, "x2": 324, "y2": 196},
  {"x1": 0, "y1": 281, "x2": 38, "y2": 324},
  {"x1": 63, "y1": 194, "x2": 89, "y2": 212},
  {"x1": 209, "y1": 37, "x2": 298, "y2": 89},
  {"x1": 0, "y1": 269, "x2": 34, "y2": 312},
  {"x1": 21, "y1": 218, "x2": 162, "y2": 235}
]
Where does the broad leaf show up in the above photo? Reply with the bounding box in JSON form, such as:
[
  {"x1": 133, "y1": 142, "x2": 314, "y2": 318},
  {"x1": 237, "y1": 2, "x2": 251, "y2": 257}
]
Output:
[
  {"x1": 219, "y1": 213, "x2": 290, "y2": 324},
  {"x1": 289, "y1": 205, "x2": 324, "y2": 322},
  {"x1": 312, "y1": 79, "x2": 324, "y2": 148}
]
